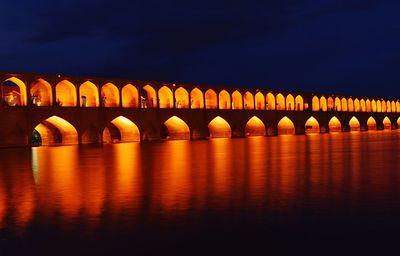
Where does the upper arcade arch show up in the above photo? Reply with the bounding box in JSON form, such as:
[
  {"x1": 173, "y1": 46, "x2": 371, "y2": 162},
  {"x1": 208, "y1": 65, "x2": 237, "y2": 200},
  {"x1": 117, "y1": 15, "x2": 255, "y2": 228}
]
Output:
[
  {"x1": 255, "y1": 92, "x2": 265, "y2": 110},
  {"x1": 360, "y1": 99, "x2": 366, "y2": 112},
  {"x1": 341, "y1": 98, "x2": 348, "y2": 112},
  {"x1": 208, "y1": 116, "x2": 231, "y2": 138},
  {"x1": 266, "y1": 93, "x2": 275, "y2": 110},
  {"x1": 162, "y1": 116, "x2": 190, "y2": 140},
  {"x1": 55, "y1": 80, "x2": 77, "y2": 107},
  {"x1": 33, "y1": 116, "x2": 78, "y2": 146},
  {"x1": 320, "y1": 96, "x2": 327, "y2": 111},
  {"x1": 286, "y1": 94, "x2": 295, "y2": 111},
  {"x1": 295, "y1": 95, "x2": 303, "y2": 111},
  {"x1": 348, "y1": 98, "x2": 354, "y2": 112},
  {"x1": 245, "y1": 116, "x2": 266, "y2": 136},
  {"x1": 276, "y1": 93, "x2": 285, "y2": 110},
  {"x1": 334, "y1": 97, "x2": 341, "y2": 111},
  {"x1": 30, "y1": 79, "x2": 53, "y2": 106},
  {"x1": 205, "y1": 89, "x2": 217, "y2": 109},
  {"x1": 232, "y1": 90, "x2": 243, "y2": 110},
  {"x1": 312, "y1": 96, "x2": 319, "y2": 111},
  {"x1": 121, "y1": 84, "x2": 139, "y2": 108},
  {"x1": 79, "y1": 81, "x2": 99, "y2": 107},
  {"x1": 175, "y1": 87, "x2": 189, "y2": 108},
  {"x1": 190, "y1": 88, "x2": 204, "y2": 109},
  {"x1": 366, "y1": 99, "x2": 371, "y2": 112},
  {"x1": 244, "y1": 91, "x2": 254, "y2": 110},
  {"x1": 219, "y1": 90, "x2": 231, "y2": 110},
  {"x1": 141, "y1": 85, "x2": 157, "y2": 108},
  {"x1": 354, "y1": 99, "x2": 360, "y2": 112},
  {"x1": 101, "y1": 83, "x2": 120, "y2": 107},
  {"x1": 158, "y1": 86, "x2": 173, "y2": 108},
  {"x1": 327, "y1": 97, "x2": 334, "y2": 111},
  {"x1": 2, "y1": 77, "x2": 27, "y2": 106},
  {"x1": 371, "y1": 100, "x2": 377, "y2": 112}
]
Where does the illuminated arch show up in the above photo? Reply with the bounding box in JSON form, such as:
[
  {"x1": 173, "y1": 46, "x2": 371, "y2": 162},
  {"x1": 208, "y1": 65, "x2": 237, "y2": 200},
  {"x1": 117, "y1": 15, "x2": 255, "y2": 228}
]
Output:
[
  {"x1": 397, "y1": 101, "x2": 400, "y2": 113},
  {"x1": 162, "y1": 116, "x2": 190, "y2": 140},
  {"x1": 208, "y1": 116, "x2": 231, "y2": 138},
  {"x1": 79, "y1": 81, "x2": 99, "y2": 107},
  {"x1": 101, "y1": 83, "x2": 120, "y2": 107},
  {"x1": 383, "y1": 117, "x2": 391, "y2": 130},
  {"x1": 175, "y1": 87, "x2": 189, "y2": 108},
  {"x1": 103, "y1": 116, "x2": 140, "y2": 143},
  {"x1": 398, "y1": 117, "x2": 400, "y2": 127},
  {"x1": 205, "y1": 89, "x2": 217, "y2": 109},
  {"x1": 354, "y1": 99, "x2": 360, "y2": 112},
  {"x1": 158, "y1": 86, "x2": 173, "y2": 108},
  {"x1": 245, "y1": 116, "x2": 266, "y2": 136},
  {"x1": 55, "y1": 80, "x2": 77, "y2": 107},
  {"x1": 367, "y1": 117, "x2": 377, "y2": 130},
  {"x1": 305, "y1": 116, "x2": 320, "y2": 134},
  {"x1": 349, "y1": 116, "x2": 360, "y2": 131},
  {"x1": 286, "y1": 94, "x2": 295, "y2": 111},
  {"x1": 295, "y1": 95, "x2": 303, "y2": 111},
  {"x1": 33, "y1": 116, "x2": 78, "y2": 146},
  {"x1": 255, "y1": 92, "x2": 265, "y2": 110},
  {"x1": 266, "y1": 93, "x2": 275, "y2": 110},
  {"x1": 334, "y1": 97, "x2": 341, "y2": 111},
  {"x1": 312, "y1": 96, "x2": 319, "y2": 111},
  {"x1": 327, "y1": 97, "x2": 334, "y2": 111},
  {"x1": 366, "y1": 99, "x2": 371, "y2": 112},
  {"x1": 244, "y1": 91, "x2": 254, "y2": 110},
  {"x1": 391, "y1": 101, "x2": 396, "y2": 113},
  {"x1": 2, "y1": 77, "x2": 27, "y2": 106},
  {"x1": 277, "y1": 116, "x2": 295, "y2": 135},
  {"x1": 121, "y1": 84, "x2": 139, "y2": 108},
  {"x1": 348, "y1": 98, "x2": 354, "y2": 112},
  {"x1": 377, "y1": 100, "x2": 382, "y2": 112},
  {"x1": 30, "y1": 79, "x2": 53, "y2": 106},
  {"x1": 276, "y1": 93, "x2": 285, "y2": 110},
  {"x1": 218, "y1": 90, "x2": 231, "y2": 109},
  {"x1": 360, "y1": 99, "x2": 366, "y2": 112},
  {"x1": 232, "y1": 90, "x2": 243, "y2": 110},
  {"x1": 341, "y1": 98, "x2": 348, "y2": 112},
  {"x1": 320, "y1": 96, "x2": 327, "y2": 111},
  {"x1": 328, "y1": 116, "x2": 342, "y2": 133},
  {"x1": 386, "y1": 101, "x2": 391, "y2": 113},
  {"x1": 381, "y1": 101, "x2": 386, "y2": 112},
  {"x1": 142, "y1": 85, "x2": 157, "y2": 108},
  {"x1": 371, "y1": 100, "x2": 377, "y2": 112},
  {"x1": 190, "y1": 88, "x2": 204, "y2": 109}
]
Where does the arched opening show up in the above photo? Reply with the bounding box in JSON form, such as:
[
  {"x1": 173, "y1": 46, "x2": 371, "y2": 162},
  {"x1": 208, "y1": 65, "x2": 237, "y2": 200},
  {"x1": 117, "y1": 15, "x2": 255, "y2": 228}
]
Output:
[
  {"x1": 218, "y1": 90, "x2": 231, "y2": 110},
  {"x1": 175, "y1": 87, "x2": 189, "y2": 108},
  {"x1": 381, "y1": 101, "x2": 386, "y2": 112},
  {"x1": 305, "y1": 116, "x2": 320, "y2": 134},
  {"x1": 277, "y1": 116, "x2": 295, "y2": 135},
  {"x1": 320, "y1": 96, "x2": 327, "y2": 111},
  {"x1": 354, "y1": 99, "x2": 360, "y2": 112},
  {"x1": 276, "y1": 93, "x2": 285, "y2": 110},
  {"x1": 208, "y1": 116, "x2": 231, "y2": 138},
  {"x1": 32, "y1": 116, "x2": 78, "y2": 146},
  {"x1": 286, "y1": 94, "x2": 295, "y2": 111},
  {"x1": 383, "y1": 117, "x2": 391, "y2": 130},
  {"x1": 121, "y1": 84, "x2": 139, "y2": 108},
  {"x1": 371, "y1": 100, "x2": 377, "y2": 112},
  {"x1": 377, "y1": 100, "x2": 382, "y2": 112},
  {"x1": 30, "y1": 79, "x2": 53, "y2": 106},
  {"x1": 266, "y1": 93, "x2": 275, "y2": 110},
  {"x1": 55, "y1": 80, "x2": 77, "y2": 107},
  {"x1": 329, "y1": 117, "x2": 342, "y2": 133},
  {"x1": 360, "y1": 99, "x2": 366, "y2": 112},
  {"x1": 366, "y1": 99, "x2": 371, "y2": 112},
  {"x1": 367, "y1": 117, "x2": 377, "y2": 130},
  {"x1": 244, "y1": 91, "x2": 254, "y2": 110},
  {"x1": 232, "y1": 90, "x2": 243, "y2": 110},
  {"x1": 79, "y1": 81, "x2": 99, "y2": 107},
  {"x1": 386, "y1": 101, "x2": 391, "y2": 113},
  {"x1": 397, "y1": 117, "x2": 400, "y2": 127},
  {"x1": 295, "y1": 95, "x2": 303, "y2": 111},
  {"x1": 2, "y1": 77, "x2": 27, "y2": 106},
  {"x1": 312, "y1": 96, "x2": 319, "y2": 111},
  {"x1": 327, "y1": 97, "x2": 334, "y2": 111},
  {"x1": 397, "y1": 102, "x2": 400, "y2": 113},
  {"x1": 391, "y1": 101, "x2": 396, "y2": 113},
  {"x1": 190, "y1": 88, "x2": 204, "y2": 109},
  {"x1": 101, "y1": 83, "x2": 119, "y2": 107},
  {"x1": 103, "y1": 116, "x2": 140, "y2": 143},
  {"x1": 349, "y1": 116, "x2": 360, "y2": 131},
  {"x1": 255, "y1": 92, "x2": 265, "y2": 110},
  {"x1": 245, "y1": 116, "x2": 266, "y2": 136},
  {"x1": 162, "y1": 116, "x2": 190, "y2": 140},
  {"x1": 348, "y1": 98, "x2": 354, "y2": 112},
  {"x1": 341, "y1": 98, "x2": 348, "y2": 112},
  {"x1": 158, "y1": 86, "x2": 173, "y2": 108},
  {"x1": 205, "y1": 89, "x2": 217, "y2": 109},
  {"x1": 334, "y1": 97, "x2": 341, "y2": 111},
  {"x1": 141, "y1": 85, "x2": 157, "y2": 108}
]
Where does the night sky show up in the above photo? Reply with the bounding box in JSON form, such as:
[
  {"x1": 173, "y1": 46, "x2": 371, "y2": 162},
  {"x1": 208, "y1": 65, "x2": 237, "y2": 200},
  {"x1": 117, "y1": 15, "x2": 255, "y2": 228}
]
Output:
[{"x1": 1, "y1": 0, "x2": 400, "y2": 98}]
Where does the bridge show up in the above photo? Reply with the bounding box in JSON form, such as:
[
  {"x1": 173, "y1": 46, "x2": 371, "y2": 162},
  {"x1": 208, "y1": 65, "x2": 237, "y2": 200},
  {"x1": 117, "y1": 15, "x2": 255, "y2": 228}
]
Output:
[{"x1": 0, "y1": 71, "x2": 399, "y2": 146}]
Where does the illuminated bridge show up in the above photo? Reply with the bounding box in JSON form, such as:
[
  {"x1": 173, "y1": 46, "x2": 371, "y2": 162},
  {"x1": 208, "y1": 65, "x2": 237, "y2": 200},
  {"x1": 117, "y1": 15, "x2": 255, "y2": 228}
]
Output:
[{"x1": 0, "y1": 71, "x2": 399, "y2": 146}]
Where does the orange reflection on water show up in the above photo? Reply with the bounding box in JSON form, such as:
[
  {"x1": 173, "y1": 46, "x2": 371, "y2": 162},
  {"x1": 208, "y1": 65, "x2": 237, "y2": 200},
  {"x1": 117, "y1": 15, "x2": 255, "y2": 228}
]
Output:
[{"x1": 0, "y1": 174, "x2": 6, "y2": 229}]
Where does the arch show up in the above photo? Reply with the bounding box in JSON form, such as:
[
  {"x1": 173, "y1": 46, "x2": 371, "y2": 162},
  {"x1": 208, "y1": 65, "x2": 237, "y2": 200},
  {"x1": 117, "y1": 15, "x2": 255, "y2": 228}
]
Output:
[
  {"x1": 366, "y1": 99, "x2": 371, "y2": 112},
  {"x1": 360, "y1": 99, "x2": 366, "y2": 112},
  {"x1": 397, "y1": 101, "x2": 400, "y2": 113},
  {"x1": 354, "y1": 99, "x2": 360, "y2": 112},
  {"x1": 348, "y1": 98, "x2": 354, "y2": 112},
  {"x1": 2, "y1": 77, "x2": 27, "y2": 106},
  {"x1": 55, "y1": 80, "x2": 77, "y2": 107},
  {"x1": 367, "y1": 117, "x2": 377, "y2": 130},
  {"x1": 391, "y1": 101, "x2": 396, "y2": 113},
  {"x1": 255, "y1": 92, "x2": 265, "y2": 110},
  {"x1": 101, "y1": 83, "x2": 120, "y2": 107},
  {"x1": 158, "y1": 86, "x2": 173, "y2": 108},
  {"x1": 232, "y1": 90, "x2": 243, "y2": 110},
  {"x1": 320, "y1": 96, "x2": 327, "y2": 111},
  {"x1": 277, "y1": 116, "x2": 295, "y2": 135},
  {"x1": 205, "y1": 89, "x2": 217, "y2": 109},
  {"x1": 312, "y1": 96, "x2": 319, "y2": 111},
  {"x1": 276, "y1": 93, "x2": 285, "y2": 110},
  {"x1": 386, "y1": 101, "x2": 391, "y2": 113},
  {"x1": 243, "y1": 91, "x2": 254, "y2": 110},
  {"x1": 305, "y1": 116, "x2": 320, "y2": 134},
  {"x1": 295, "y1": 95, "x2": 303, "y2": 111},
  {"x1": 218, "y1": 90, "x2": 231, "y2": 109},
  {"x1": 103, "y1": 116, "x2": 140, "y2": 143},
  {"x1": 398, "y1": 117, "x2": 400, "y2": 127},
  {"x1": 266, "y1": 93, "x2": 275, "y2": 110},
  {"x1": 190, "y1": 88, "x2": 204, "y2": 109},
  {"x1": 381, "y1": 100, "x2": 386, "y2": 112},
  {"x1": 341, "y1": 98, "x2": 348, "y2": 112},
  {"x1": 245, "y1": 116, "x2": 266, "y2": 136},
  {"x1": 174, "y1": 87, "x2": 189, "y2": 109},
  {"x1": 286, "y1": 94, "x2": 295, "y2": 111},
  {"x1": 33, "y1": 116, "x2": 78, "y2": 146},
  {"x1": 328, "y1": 116, "x2": 342, "y2": 133},
  {"x1": 327, "y1": 97, "x2": 334, "y2": 111},
  {"x1": 371, "y1": 100, "x2": 377, "y2": 112},
  {"x1": 334, "y1": 97, "x2": 341, "y2": 111},
  {"x1": 141, "y1": 85, "x2": 157, "y2": 108},
  {"x1": 349, "y1": 116, "x2": 360, "y2": 131},
  {"x1": 383, "y1": 116, "x2": 391, "y2": 130},
  {"x1": 208, "y1": 116, "x2": 231, "y2": 138},
  {"x1": 30, "y1": 79, "x2": 53, "y2": 106},
  {"x1": 162, "y1": 116, "x2": 190, "y2": 140},
  {"x1": 79, "y1": 81, "x2": 99, "y2": 107},
  {"x1": 377, "y1": 100, "x2": 382, "y2": 112},
  {"x1": 121, "y1": 84, "x2": 139, "y2": 108}
]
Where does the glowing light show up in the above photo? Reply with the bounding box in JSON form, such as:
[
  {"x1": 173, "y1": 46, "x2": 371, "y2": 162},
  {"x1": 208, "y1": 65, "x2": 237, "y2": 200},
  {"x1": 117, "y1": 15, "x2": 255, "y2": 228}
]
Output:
[
  {"x1": 295, "y1": 95, "x2": 304, "y2": 111},
  {"x1": 277, "y1": 116, "x2": 295, "y2": 135},
  {"x1": 55, "y1": 80, "x2": 77, "y2": 107},
  {"x1": 218, "y1": 90, "x2": 231, "y2": 110},
  {"x1": 208, "y1": 116, "x2": 231, "y2": 138},
  {"x1": 103, "y1": 116, "x2": 140, "y2": 143},
  {"x1": 349, "y1": 116, "x2": 360, "y2": 131},
  {"x1": 205, "y1": 89, "x2": 217, "y2": 109},
  {"x1": 30, "y1": 78, "x2": 53, "y2": 106},
  {"x1": 255, "y1": 92, "x2": 265, "y2": 110},
  {"x1": 329, "y1": 116, "x2": 342, "y2": 132},
  {"x1": 266, "y1": 93, "x2": 275, "y2": 110},
  {"x1": 276, "y1": 93, "x2": 285, "y2": 110},
  {"x1": 80, "y1": 81, "x2": 99, "y2": 107},
  {"x1": 367, "y1": 117, "x2": 377, "y2": 130},
  {"x1": 232, "y1": 90, "x2": 243, "y2": 110},
  {"x1": 383, "y1": 117, "x2": 391, "y2": 130},
  {"x1": 286, "y1": 94, "x2": 294, "y2": 111},
  {"x1": 163, "y1": 116, "x2": 190, "y2": 140},
  {"x1": 121, "y1": 84, "x2": 139, "y2": 108},
  {"x1": 244, "y1": 91, "x2": 254, "y2": 110},
  {"x1": 34, "y1": 116, "x2": 78, "y2": 145},
  {"x1": 190, "y1": 88, "x2": 204, "y2": 109},
  {"x1": 305, "y1": 116, "x2": 320, "y2": 134},
  {"x1": 101, "y1": 83, "x2": 120, "y2": 107},
  {"x1": 174, "y1": 87, "x2": 189, "y2": 108},
  {"x1": 245, "y1": 116, "x2": 266, "y2": 136}
]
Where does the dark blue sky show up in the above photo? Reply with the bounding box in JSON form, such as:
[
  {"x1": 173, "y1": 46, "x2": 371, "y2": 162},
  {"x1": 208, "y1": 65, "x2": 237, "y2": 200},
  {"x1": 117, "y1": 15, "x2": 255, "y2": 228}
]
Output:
[{"x1": 1, "y1": 0, "x2": 400, "y2": 98}]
